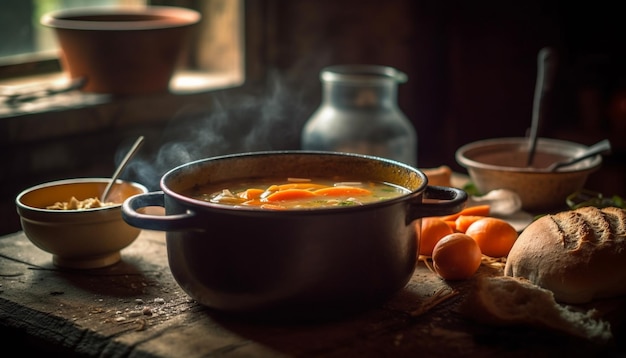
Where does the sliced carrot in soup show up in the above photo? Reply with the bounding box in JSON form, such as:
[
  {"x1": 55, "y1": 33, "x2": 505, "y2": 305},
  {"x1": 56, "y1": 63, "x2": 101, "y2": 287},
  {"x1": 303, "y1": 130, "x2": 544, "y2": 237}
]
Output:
[
  {"x1": 241, "y1": 188, "x2": 265, "y2": 200},
  {"x1": 277, "y1": 183, "x2": 329, "y2": 191},
  {"x1": 314, "y1": 186, "x2": 372, "y2": 197},
  {"x1": 264, "y1": 189, "x2": 319, "y2": 202}
]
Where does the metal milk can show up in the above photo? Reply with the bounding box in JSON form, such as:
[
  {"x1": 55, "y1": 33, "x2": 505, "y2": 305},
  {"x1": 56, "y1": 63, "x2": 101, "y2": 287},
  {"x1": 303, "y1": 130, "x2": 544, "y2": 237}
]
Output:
[{"x1": 301, "y1": 64, "x2": 418, "y2": 166}]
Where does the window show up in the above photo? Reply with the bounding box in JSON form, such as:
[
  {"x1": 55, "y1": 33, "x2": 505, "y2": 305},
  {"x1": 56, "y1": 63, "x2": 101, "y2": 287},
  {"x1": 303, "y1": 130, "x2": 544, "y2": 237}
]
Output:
[{"x1": 0, "y1": 0, "x2": 244, "y2": 102}]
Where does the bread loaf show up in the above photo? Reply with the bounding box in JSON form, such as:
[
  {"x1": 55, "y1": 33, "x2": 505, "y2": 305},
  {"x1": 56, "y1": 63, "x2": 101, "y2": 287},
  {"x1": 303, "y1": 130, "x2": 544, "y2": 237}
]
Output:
[
  {"x1": 504, "y1": 206, "x2": 626, "y2": 304},
  {"x1": 461, "y1": 275, "x2": 613, "y2": 343}
]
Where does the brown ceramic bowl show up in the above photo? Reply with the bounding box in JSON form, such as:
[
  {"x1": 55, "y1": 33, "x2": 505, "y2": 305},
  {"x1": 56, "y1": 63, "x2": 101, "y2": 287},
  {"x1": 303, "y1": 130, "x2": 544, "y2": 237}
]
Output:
[
  {"x1": 41, "y1": 6, "x2": 201, "y2": 95},
  {"x1": 16, "y1": 178, "x2": 148, "y2": 269},
  {"x1": 455, "y1": 137, "x2": 602, "y2": 212}
]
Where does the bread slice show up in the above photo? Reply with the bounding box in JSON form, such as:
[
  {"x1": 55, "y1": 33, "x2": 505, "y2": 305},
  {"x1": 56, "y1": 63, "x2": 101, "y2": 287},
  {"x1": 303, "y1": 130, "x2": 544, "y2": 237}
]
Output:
[
  {"x1": 461, "y1": 275, "x2": 613, "y2": 343},
  {"x1": 504, "y1": 206, "x2": 626, "y2": 304}
]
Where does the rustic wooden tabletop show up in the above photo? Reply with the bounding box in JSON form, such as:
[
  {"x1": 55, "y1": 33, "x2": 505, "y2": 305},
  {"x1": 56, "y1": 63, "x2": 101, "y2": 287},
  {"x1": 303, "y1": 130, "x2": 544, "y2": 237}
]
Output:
[{"x1": 0, "y1": 229, "x2": 624, "y2": 357}]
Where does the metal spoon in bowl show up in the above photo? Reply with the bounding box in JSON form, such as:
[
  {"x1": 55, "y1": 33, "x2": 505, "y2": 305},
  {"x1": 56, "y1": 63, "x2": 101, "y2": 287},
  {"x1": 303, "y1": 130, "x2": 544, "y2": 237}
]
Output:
[
  {"x1": 527, "y1": 47, "x2": 558, "y2": 167},
  {"x1": 547, "y1": 139, "x2": 611, "y2": 172},
  {"x1": 101, "y1": 136, "x2": 145, "y2": 202}
]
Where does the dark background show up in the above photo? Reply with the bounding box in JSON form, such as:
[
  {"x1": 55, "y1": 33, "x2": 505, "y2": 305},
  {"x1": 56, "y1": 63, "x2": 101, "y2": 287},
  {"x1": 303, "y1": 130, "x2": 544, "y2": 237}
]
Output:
[{"x1": 2, "y1": 0, "x2": 625, "y2": 235}]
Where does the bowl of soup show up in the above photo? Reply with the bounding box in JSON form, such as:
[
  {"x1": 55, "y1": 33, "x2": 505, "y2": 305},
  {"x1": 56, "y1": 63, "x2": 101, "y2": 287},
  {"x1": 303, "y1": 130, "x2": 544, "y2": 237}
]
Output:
[
  {"x1": 16, "y1": 178, "x2": 148, "y2": 269},
  {"x1": 121, "y1": 150, "x2": 467, "y2": 319},
  {"x1": 455, "y1": 137, "x2": 603, "y2": 212}
]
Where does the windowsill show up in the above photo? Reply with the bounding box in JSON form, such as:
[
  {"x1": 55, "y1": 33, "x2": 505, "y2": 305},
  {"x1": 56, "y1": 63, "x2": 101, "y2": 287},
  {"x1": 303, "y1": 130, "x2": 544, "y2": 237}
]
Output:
[
  {"x1": 0, "y1": 69, "x2": 244, "y2": 117},
  {"x1": 0, "y1": 70, "x2": 245, "y2": 144}
]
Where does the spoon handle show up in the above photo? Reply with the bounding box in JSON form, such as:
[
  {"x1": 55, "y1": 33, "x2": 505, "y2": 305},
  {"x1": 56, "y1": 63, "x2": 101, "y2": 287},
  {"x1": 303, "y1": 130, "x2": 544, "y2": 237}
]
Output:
[
  {"x1": 101, "y1": 136, "x2": 145, "y2": 202},
  {"x1": 527, "y1": 47, "x2": 558, "y2": 167},
  {"x1": 549, "y1": 139, "x2": 612, "y2": 171}
]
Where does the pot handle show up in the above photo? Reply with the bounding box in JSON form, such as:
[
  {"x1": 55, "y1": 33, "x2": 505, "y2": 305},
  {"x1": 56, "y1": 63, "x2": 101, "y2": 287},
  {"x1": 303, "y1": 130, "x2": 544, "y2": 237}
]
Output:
[
  {"x1": 122, "y1": 191, "x2": 201, "y2": 231},
  {"x1": 408, "y1": 185, "x2": 468, "y2": 220}
]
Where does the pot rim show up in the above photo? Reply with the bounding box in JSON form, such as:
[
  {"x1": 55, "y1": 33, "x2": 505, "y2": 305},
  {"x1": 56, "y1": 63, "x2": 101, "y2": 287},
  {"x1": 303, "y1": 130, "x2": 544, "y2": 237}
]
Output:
[
  {"x1": 159, "y1": 150, "x2": 427, "y2": 214},
  {"x1": 455, "y1": 137, "x2": 602, "y2": 174},
  {"x1": 40, "y1": 5, "x2": 201, "y2": 31}
]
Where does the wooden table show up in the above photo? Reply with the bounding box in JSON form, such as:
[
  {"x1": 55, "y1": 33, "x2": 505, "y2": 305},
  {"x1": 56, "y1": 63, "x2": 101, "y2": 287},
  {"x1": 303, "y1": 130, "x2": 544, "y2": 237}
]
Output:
[{"x1": 1, "y1": 229, "x2": 624, "y2": 357}]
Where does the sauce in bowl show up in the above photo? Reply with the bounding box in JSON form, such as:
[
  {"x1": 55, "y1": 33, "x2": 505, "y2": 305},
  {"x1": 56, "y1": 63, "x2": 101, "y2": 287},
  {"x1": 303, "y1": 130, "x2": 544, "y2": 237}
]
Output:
[{"x1": 472, "y1": 150, "x2": 569, "y2": 169}]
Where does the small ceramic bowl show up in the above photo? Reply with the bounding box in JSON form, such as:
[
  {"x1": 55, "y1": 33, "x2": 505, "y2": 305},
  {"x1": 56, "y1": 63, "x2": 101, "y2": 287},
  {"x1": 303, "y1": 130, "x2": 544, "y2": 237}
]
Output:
[
  {"x1": 455, "y1": 137, "x2": 602, "y2": 212},
  {"x1": 16, "y1": 178, "x2": 148, "y2": 269},
  {"x1": 41, "y1": 6, "x2": 201, "y2": 94}
]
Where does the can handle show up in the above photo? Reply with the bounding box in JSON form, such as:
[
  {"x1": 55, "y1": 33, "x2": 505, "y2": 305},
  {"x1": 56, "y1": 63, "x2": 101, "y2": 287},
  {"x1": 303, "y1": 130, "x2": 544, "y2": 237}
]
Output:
[
  {"x1": 408, "y1": 185, "x2": 467, "y2": 221},
  {"x1": 121, "y1": 191, "x2": 202, "y2": 231}
]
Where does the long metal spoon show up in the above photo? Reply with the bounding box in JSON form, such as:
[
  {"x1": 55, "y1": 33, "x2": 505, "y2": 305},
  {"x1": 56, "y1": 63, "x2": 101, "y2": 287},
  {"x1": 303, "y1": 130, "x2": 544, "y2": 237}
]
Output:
[
  {"x1": 547, "y1": 139, "x2": 611, "y2": 172},
  {"x1": 101, "y1": 136, "x2": 145, "y2": 202},
  {"x1": 527, "y1": 47, "x2": 557, "y2": 167}
]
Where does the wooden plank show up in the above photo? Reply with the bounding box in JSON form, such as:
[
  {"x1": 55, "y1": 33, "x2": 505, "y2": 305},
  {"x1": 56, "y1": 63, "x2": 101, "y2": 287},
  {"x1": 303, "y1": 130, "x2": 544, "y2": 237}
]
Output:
[{"x1": 1, "y1": 230, "x2": 624, "y2": 357}]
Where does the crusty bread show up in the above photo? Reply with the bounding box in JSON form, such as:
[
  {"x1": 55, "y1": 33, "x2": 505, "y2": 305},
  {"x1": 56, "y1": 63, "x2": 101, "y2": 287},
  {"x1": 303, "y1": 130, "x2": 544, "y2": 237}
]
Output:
[
  {"x1": 504, "y1": 206, "x2": 626, "y2": 304},
  {"x1": 461, "y1": 275, "x2": 613, "y2": 343}
]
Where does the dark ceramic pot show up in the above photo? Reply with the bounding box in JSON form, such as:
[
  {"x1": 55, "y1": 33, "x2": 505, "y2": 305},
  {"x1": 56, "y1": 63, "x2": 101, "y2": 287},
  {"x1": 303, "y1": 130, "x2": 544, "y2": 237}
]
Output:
[{"x1": 122, "y1": 151, "x2": 467, "y2": 319}]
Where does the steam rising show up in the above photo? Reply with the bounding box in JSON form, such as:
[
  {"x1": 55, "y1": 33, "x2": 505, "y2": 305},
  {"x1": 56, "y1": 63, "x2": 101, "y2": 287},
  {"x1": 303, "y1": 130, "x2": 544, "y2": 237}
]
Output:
[{"x1": 122, "y1": 71, "x2": 315, "y2": 191}]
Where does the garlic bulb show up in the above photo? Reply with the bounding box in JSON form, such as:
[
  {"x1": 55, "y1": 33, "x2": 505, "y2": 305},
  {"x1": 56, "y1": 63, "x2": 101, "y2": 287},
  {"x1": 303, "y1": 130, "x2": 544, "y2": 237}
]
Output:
[{"x1": 468, "y1": 189, "x2": 522, "y2": 216}]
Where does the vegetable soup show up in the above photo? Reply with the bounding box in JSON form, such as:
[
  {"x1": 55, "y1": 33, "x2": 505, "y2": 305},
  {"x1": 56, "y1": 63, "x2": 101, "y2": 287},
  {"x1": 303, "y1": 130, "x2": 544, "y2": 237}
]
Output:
[{"x1": 189, "y1": 177, "x2": 410, "y2": 210}]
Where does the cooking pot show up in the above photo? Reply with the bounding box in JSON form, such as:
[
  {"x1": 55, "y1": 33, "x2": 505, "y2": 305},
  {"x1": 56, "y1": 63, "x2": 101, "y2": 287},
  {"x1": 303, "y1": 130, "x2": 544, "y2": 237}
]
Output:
[{"x1": 122, "y1": 151, "x2": 467, "y2": 319}]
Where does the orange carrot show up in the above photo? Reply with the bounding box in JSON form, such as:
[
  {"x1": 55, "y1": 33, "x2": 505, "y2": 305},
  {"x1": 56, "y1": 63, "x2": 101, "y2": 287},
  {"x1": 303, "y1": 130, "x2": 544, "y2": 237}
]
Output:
[
  {"x1": 455, "y1": 215, "x2": 487, "y2": 233},
  {"x1": 443, "y1": 220, "x2": 458, "y2": 232},
  {"x1": 241, "y1": 188, "x2": 265, "y2": 200},
  {"x1": 277, "y1": 183, "x2": 329, "y2": 191},
  {"x1": 264, "y1": 188, "x2": 319, "y2": 202},
  {"x1": 439, "y1": 204, "x2": 491, "y2": 222},
  {"x1": 314, "y1": 186, "x2": 372, "y2": 197}
]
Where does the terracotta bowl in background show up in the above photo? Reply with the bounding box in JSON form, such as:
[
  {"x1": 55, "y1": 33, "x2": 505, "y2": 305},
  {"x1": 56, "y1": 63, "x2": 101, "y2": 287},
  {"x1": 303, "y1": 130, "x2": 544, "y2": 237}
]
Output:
[
  {"x1": 41, "y1": 6, "x2": 201, "y2": 95},
  {"x1": 16, "y1": 178, "x2": 148, "y2": 269},
  {"x1": 455, "y1": 137, "x2": 602, "y2": 212}
]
